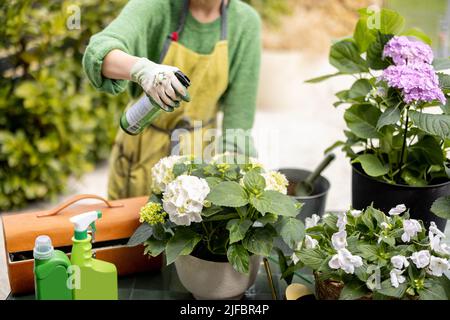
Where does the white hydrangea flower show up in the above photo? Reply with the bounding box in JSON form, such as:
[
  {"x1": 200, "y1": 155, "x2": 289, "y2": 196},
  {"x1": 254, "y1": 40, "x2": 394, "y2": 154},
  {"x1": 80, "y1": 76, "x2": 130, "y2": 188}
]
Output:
[
  {"x1": 336, "y1": 212, "x2": 347, "y2": 231},
  {"x1": 262, "y1": 171, "x2": 288, "y2": 195},
  {"x1": 391, "y1": 255, "x2": 410, "y2": 270},
  {"x1": 428, "y1": 256, "x2": 450, "y2": 277},
  {"x1": 331, "y1": 230, "x2": 348, "y2": 250},
  {"x1": 162, "y1": 175, "x2": 210, "y2": 226},
  {"x1": 304, "y1": 235, "x2": 318, "y2": 249},
  {"x1": 390, "y1": 268, "x2": 406, "y2": 288},
  {"x1": 401, "y1": 219, "x2": 422, "y2": 242},
  {"x1": 328, "y1": 248, "x2": 363, "y2": 274},
  {"x1": 410, "y1": 250, "x2": 431, "y2": 269},
  {"x1": 151, "y1": 155, "x2": 188, "y2": 194},
  {"x1": 388, "y1": 204, "x2": 406, "y2": 216},
  {"x1": 350, "y1": 209, "x2": 362, "y2": 217},
  {"x1": 305, "y1": 214, "x2": 321, "y2": 229}
]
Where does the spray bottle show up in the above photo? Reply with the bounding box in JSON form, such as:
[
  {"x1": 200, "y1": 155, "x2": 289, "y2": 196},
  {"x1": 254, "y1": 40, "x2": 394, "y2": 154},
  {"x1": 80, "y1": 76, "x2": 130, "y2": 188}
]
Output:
[
  {"x1": 120, "y1": 70, "x2": 191, "y2": 135},
  {"x1": 33, "y1": 235, "x2": 72, "y2": 300},
  {"x1": 70, "y1": 211, "x2": 118, "y2": 300}
]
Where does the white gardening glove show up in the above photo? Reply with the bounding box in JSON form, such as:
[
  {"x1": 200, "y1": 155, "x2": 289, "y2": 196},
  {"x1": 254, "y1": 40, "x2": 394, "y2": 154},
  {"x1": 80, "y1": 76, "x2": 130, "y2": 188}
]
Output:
[{"x1": 130, "y1": 57, "x2": 190, "y2": 112}]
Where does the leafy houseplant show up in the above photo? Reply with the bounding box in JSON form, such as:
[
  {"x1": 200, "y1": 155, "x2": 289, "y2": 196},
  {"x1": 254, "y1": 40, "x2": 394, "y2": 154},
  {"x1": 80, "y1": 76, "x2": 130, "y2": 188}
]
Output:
[
  {"x1": 307, "y1": 8, "x2": 450, "y2": 225},
  {"x1": 282, "y1": 206, "x2": 450, "y2": 300},
  {"x1": 128, "y1": 153, "x2": 304, "y2": 299}
]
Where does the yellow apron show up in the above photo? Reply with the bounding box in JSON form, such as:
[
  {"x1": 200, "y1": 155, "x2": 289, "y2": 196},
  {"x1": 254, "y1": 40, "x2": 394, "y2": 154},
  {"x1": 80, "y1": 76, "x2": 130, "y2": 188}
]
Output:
[{"x1": 108, "y1": 0, "x2": 229, "y2": 200}]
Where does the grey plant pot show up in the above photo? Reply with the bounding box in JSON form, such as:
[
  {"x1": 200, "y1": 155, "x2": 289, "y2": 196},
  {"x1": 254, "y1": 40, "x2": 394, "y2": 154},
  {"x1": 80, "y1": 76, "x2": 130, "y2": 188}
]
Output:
[{"x1": 278, "y1": 168, "x2": 331, "y2": 219}]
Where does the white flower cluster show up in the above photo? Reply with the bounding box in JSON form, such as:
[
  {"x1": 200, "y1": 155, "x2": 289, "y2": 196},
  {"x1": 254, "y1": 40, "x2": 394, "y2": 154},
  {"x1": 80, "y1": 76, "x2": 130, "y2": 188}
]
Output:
[
  {"x1": 328, "y1": 214, "x2": 363, "y2": 274},
  {"x1": 162, "y1": 175, "x2": 210, "y2": 226},
  {"x1": 291, "y1": 214, "x2": 321, "y2": 264},
  {"x1": 151, "y1": 155, "x2": 188, "y2": 194},
  {"x1": 389, "y1": 221, "x2": 450, "y2": 288},
  {"x1": 262, "y1": 171, "x2": 288, "y2": 195}
]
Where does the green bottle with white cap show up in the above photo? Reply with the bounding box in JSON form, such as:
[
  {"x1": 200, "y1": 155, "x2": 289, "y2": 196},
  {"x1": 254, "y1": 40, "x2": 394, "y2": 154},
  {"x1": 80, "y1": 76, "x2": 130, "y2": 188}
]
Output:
[
  {"x1": 33, "y1": 235, "x2": 72, "y2": 300},
  {"x1": 70, "y1": 210, "x2": 118, "y2": 300}
]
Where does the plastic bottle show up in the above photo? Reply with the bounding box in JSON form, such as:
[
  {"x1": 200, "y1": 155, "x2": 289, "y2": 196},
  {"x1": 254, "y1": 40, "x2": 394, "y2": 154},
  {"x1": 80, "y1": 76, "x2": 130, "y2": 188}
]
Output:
[
  {"x1": 120, "y1": 70, "x2": 191, "y2": 135},
  {"x1": 70, "y1": 211, "x2": 118, "y2": 300},
  {"x1": 33, "y1": 235, "x2": 72, "y2": 300}
]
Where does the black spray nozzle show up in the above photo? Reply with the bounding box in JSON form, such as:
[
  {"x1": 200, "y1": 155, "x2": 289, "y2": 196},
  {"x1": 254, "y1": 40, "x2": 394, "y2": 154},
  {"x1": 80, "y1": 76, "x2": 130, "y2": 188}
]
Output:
[{"x1": 174, "y1": 70, "x2": 191, "y2": 88}]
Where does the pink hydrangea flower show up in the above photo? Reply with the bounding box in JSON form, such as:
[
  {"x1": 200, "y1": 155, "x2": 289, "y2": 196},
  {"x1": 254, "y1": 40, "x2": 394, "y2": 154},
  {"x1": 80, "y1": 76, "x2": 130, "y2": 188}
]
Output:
[{"x1": 383, "y1": 36, "x2": 434, "y2": 65}]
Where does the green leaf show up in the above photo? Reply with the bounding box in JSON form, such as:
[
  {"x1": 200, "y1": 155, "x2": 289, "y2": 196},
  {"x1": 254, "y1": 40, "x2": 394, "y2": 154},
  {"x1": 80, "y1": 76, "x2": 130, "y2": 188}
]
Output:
[
  {"x1": 305, "y1": 72, "x2": 343, "y2": 83},
  {"x1": 438, "y1": 73, "x2": 450, "y2": 91},
  {"x1": 356, "y1": 243, "x2": 378, "y2": 261},
  {"x1": 344, "y1": 104, "x2": 381, "y2": 139},
  {"x1": 419, "y1": 280, "x2": 447, "y2": 300},
  {"x1": 172, "y1": 163, "x2": 187, "y2": 177},
  {"x1": 205, "y1": 177, "x2": 222, "y2": 189},
  {"x1": 201, "y1": 205, "x2": 224, "y2": 217},
  {"x1": 296, "y1": 248, "x2": 327, "y2": 270},
  {"x1": 127, "y1": 223, "x2": 153, "y2": 247},
  {"x1": 409, "y1": 111, "x2": 450, "y2": 140},
  {"x1": 251, "y1": 190, "x2": 299, "y2": 217},
  {"x1": 329, "y1": 40, "x2": 368, "y2": 73},
  {"x1": 276, "y1": 217, "x2": 305, "y2": 248},
  {"x1": 367, "y1": 33, "x2": 393, "y2": 70},
  {"x1": 243, "y1": 169, "x2": 266, "y2": 194},
  {"x1": 433, "y1": 57, "x2": 450, "y2": 71},
  {"x1": 348, "y1": 79, "x2": 372, "y2": 100},
  {"x1": 242, "y1": 228, "x2": 274, "y2": 256},
  {"x1": 353, "y1": 17, "x2": 376, "y2": 53},
  {"x1": 377, "y1": 279, "x2": 407, "y2": 298},
  {"x1": 339, "y1": 280, "x2": 368, "y2": 300},
  {"x1": 256, "y1": 213, "x2": 278, "y2": 226},
  {"x1": 401, "y1": 28, "x2": 432, "y2": 45},
  {"x1": 377, "y1": 106, "x2": 400, "y2": 130},
  {"x1": 226, "y1": 218, "x2": 253, "y2": 244},
  {"x1": 207, "y1": 181, "x2": 249, "y2": 207},
  {"x1": 352, "y1": 154, "x2": 389, "y2": 177},
  {"x1": 227, "y1": 244, "x2": 250, "y2": 274},
  {"x1": 165, "y1": 228, "x2": 201, "y2": 265},
  {"x1": 430, "y1": 196, "x2": 450, "y2": 219},
  {"x1": 379, "y1": 8, "x2": 405, "y2": 34},
  {"x1": 143, "y1": 237, "x2": 166, "y2": 257}
]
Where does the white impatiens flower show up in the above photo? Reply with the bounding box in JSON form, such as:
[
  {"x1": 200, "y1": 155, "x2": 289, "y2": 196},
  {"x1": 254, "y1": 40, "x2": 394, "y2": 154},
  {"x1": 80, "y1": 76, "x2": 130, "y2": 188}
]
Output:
[
  {"x1": 262, "y1": 171, "x2": 288, "y2": 194},
  {"x1": 428, "y1": 256, "x2": 450, "y2": 277},
  {"x1": 388, "y1": 204, "x2": 406, "y2": 216},
  {"x1": 336, "y1": 212, "x2": 348, "y2": 231},
  {"x1": 429, "y1": 221, "x2": 446, "y2": 238},
  {"x1": 380, "y1": 222, "x2": 390, "y2": 229},
  {"x1": 162, "y1": 175, "x2": 210, "y2": 226},
  {"x1": 390, "y1": 269, "x2": 406, "y2": 288},
  {"x1": 304, "y1": 235, "x2": 319, "y2": 249},
  {"x1": 401, "y1": 219, "x2": 422, "y2": 242},
  {"x1": 410, "y1": 250, "x2": 431, "y2": 269},
  {"x1": 391, "y1": 255, "x2": 410, "y2": 270},
  {"x1": 430, "y1": 233, "x2": 450, "y2": 255},
  {"x1": 151, "y1": 155, "x2": 188, "y2": 194},
  {"x1": 328, "y1": 248, "x2": 363, "y2": 274},
  {"x1": 331, "y1": 230, "x2": 348, "y2": 250},
  {"x1": 305, "y1": 214, "x2": 321, "y2": 229},
  {"x1": 350, "y1": 209, "x2": 362, "y2": 217}
]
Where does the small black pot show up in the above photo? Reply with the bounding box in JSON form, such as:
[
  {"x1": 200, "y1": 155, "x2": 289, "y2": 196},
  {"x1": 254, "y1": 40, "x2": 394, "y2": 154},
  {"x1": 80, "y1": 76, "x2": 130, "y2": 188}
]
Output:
[
  {"x1": 278, "y1": 168, "x2": 331, "y2": 219},
  {"x1": 352, "y1": 163, "x2": 450, "y2": 230}
]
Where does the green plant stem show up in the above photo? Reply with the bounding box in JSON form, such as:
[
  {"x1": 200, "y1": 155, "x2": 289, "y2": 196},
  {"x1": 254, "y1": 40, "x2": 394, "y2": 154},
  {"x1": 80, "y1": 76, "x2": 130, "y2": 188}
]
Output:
[{"x1": 398, "y1": 106, "x2": 410, "y2": 178}]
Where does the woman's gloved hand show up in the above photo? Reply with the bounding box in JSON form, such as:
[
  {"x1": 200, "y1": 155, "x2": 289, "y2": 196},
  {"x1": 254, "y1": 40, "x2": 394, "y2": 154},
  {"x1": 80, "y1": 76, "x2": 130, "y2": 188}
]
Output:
[{"x1": 130, "y1": 57, "x2": 190, "y2": 112}]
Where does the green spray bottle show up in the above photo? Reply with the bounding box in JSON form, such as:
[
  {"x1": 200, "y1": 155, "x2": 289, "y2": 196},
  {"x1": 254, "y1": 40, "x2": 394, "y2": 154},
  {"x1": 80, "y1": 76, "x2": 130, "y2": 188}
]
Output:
[
  {"x1": 33, "y1": 235, "x2": 72, "y2": 300},
  {"x1": 70, "y1": 211, "x2": 118, "y2": 300}
]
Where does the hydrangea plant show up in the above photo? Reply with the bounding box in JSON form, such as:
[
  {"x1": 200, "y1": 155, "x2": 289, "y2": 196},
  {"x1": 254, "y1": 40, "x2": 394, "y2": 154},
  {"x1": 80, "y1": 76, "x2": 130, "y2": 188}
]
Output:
[
  {"x1": 308, "y1": 8, "x2": 450, "y2": 216},
  {"x1": 281, "y1": 206, "x2": 450, "y2": 300},
  {"x1": 128, "y1": 154, "x2": 304, "y2": 274}
]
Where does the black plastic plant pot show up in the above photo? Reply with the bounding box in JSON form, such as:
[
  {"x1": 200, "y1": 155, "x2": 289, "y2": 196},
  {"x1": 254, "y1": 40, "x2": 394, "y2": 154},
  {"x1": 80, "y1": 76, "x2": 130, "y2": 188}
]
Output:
[
  {"x1": 278, "y1": 168, "x2": 331, "y2": 220},
  {"x1": 352, "y1": 163, "x2": 450, "y2": 231}
]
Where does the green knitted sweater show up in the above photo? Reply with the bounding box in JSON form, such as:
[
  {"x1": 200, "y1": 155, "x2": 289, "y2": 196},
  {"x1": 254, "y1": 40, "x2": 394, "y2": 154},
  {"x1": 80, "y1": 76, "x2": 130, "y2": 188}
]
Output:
[{"x1": 82, "y1": 0, "x2": 261, "y2": 131}]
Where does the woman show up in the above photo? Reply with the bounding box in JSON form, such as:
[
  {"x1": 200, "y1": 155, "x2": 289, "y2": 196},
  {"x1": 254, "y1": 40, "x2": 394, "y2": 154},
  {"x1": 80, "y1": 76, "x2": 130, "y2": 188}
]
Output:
[{"x1": 83, "y1": 0, "x2": 261, "y2": 200}]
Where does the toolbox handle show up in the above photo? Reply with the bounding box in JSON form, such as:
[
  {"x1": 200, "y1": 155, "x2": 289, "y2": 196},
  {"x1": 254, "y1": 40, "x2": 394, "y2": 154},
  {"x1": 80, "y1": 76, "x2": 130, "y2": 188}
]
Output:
[{"x1": 36, "y1": 194, "x2": 124, "y2": 218}]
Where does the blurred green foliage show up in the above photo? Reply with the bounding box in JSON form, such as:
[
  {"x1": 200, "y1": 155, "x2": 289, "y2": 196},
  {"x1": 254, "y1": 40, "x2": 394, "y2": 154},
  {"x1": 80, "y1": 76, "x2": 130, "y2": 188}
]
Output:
[
  {"x1": 243, "y1": 0, "x2": 291, "y2": 26},
  {"x1": 0, "y1": 0, "x2": 129, "y2": 210},
  {"x1": 0, "y1": 0, "x2": 288, "y2": 211}
]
